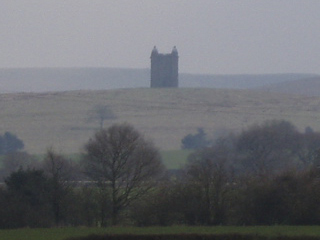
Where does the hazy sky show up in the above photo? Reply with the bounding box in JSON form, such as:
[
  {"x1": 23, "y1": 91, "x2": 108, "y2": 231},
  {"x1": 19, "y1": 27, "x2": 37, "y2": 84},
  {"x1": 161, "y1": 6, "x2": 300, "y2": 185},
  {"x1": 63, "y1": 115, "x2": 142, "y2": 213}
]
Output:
[{"x1": 1, "y1": 0, "x2": 320, "y2": 74}]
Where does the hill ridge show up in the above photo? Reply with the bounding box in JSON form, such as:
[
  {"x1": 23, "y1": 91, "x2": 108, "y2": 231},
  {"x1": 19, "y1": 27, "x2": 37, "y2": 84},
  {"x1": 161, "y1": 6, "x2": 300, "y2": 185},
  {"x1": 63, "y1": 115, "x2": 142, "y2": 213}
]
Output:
[{"x1": 0, "y1": 67, "x2": 317, "y2": 93}]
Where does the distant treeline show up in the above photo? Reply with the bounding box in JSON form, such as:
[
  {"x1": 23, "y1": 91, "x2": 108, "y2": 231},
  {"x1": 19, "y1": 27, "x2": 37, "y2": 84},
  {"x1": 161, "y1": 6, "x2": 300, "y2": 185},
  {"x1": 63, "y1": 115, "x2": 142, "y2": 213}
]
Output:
[{"x1": 1, "y1": 120, "x2": 320, "y2": 228}]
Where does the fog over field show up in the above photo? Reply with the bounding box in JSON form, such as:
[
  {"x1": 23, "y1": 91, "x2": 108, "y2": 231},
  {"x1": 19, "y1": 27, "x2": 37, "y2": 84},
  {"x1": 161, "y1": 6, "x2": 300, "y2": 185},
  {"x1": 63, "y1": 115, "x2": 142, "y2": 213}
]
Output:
[
  {"x1": 0, "y1": 88, "x2": 319, "y2": 154},
  {"x1": 3, "y1": 1, "x2": 320, "y2": 232},
  {"x1": 1, "y1": 1, "x2": 320, "y2": 153}
]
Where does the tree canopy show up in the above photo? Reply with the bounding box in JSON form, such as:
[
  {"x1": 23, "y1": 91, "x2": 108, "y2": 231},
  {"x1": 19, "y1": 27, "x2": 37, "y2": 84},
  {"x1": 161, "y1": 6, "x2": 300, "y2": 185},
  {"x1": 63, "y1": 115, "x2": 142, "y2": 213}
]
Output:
[{"x1": 83, "y1": 123, "x2": 165, "y2": 225}]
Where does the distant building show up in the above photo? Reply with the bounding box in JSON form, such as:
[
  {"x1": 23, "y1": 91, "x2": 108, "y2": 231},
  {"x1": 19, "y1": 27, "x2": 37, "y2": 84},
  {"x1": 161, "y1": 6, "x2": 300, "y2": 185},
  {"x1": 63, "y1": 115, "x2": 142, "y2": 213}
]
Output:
[{"x1": 150, "y1": 46, "x2": 179, "y2": 88}]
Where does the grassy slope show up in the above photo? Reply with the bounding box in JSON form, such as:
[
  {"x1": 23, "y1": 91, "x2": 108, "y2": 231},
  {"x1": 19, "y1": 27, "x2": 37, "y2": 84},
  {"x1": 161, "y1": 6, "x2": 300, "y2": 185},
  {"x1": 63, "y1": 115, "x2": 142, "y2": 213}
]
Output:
[
  {"x1": 2, "y1": 226, "x2": 320, "y2": 240},
  {"x1": 47, "y1": 150, "x2": 191, "y2": 170},
  {"x1": 1, "y1": 88, "x2": 320, "y2": 154},
  {"x1": 161, "y1": 149, "x2": 192, "y2": 169}
]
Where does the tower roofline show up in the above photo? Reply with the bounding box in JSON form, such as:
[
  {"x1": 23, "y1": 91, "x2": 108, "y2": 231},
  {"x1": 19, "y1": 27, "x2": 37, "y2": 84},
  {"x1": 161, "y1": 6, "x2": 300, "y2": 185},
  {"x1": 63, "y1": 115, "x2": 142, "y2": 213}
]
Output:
[{"x1": 150, "y1": 46, "x2": 158, "y2": 58}]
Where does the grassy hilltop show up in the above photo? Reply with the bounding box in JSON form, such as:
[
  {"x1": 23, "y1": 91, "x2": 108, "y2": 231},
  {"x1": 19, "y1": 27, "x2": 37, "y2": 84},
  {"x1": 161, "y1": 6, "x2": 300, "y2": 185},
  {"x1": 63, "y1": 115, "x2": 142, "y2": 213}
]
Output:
[{"x1": 1, "y1": 88, "x2": 320, "y2": 154}]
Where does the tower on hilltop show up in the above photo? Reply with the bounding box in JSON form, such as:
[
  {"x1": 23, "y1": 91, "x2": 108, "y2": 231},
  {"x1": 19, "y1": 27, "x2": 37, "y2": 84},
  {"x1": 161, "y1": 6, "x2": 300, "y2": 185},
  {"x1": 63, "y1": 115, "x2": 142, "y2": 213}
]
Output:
[{"x1": 150, "y1": 46, "x2": 179, "y2": 88}]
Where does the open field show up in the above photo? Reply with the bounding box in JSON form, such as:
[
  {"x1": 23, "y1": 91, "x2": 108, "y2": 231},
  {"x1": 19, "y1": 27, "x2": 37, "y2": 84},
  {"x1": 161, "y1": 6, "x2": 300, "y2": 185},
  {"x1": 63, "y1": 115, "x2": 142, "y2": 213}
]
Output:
[
  {"x1": 3, "y1": 226, "x2": 320, "y2": 240},
  {"x1": 161, "y1": 149, "x2": 192, "y2": 169},
  {"x1": 1, "y1": 88, "x2": 320, "y2": 154},
  {"x1": 28, "y1": 150, "x2": 192, "y2": 170}
]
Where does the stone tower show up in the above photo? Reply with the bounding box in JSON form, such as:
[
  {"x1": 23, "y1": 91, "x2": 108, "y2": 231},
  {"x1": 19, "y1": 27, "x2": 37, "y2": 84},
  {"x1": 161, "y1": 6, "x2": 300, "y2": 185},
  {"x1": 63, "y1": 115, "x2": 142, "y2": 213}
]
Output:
[{"x1": 150, "y1": 46, "x2": 178, "y2": 88}]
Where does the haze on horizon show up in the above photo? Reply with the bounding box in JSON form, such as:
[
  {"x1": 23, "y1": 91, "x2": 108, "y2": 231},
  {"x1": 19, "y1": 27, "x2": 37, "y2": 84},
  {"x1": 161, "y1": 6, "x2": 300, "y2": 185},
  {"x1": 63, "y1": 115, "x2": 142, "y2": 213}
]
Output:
[{"x1": 1, "y1": 0, "x2": 320, "y2": 75}]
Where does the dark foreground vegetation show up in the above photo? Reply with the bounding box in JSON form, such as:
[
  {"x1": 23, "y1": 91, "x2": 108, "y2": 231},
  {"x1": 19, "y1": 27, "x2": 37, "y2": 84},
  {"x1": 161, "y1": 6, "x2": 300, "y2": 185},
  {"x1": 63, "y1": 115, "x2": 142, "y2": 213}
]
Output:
[
  {"x1": 3, "y1": 226, "x2": 320, "y2": 240},
  {"x1": 1, "y1": 120, "x2": 320, "y2": 228},
  {"x1": 67, "y1": 234, "x2": 320, "y2": 240}
]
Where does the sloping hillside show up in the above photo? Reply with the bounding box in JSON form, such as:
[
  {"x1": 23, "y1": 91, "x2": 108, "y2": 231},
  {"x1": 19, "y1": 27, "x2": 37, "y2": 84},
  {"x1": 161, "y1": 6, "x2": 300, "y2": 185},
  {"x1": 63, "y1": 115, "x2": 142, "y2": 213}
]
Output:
[
  {"x1": 1, "y1": 88, "x2": 320, "y2": 154},
  {"x1": 180, "y1": 73, "x2": 318, "y2": 89},
  {"x1": 0, "y1": 67, "x2": 316, "y2": 93},
  {"x1": 258, "y1": 77, "x2": 320, "y2": 97}
]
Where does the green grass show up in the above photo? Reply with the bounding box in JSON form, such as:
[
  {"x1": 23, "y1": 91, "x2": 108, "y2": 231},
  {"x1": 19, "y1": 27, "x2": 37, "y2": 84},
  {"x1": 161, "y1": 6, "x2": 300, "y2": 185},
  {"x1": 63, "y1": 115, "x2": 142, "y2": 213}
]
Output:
[
  {"x1": 3, "y1": 226, "x2": 320, "y2": 240},
  {"x1": 46, "y1": 149, "x2": 191, "y2": 170},
  {"x1": 0, "y1": 228, "x2": 106, "y2": 240},
  {"x1": 0, "y1": 149, "x2": 189, "y2": 173},
  {"x1": 161, "y1": 149, "x2": 193, "y2": 169}
]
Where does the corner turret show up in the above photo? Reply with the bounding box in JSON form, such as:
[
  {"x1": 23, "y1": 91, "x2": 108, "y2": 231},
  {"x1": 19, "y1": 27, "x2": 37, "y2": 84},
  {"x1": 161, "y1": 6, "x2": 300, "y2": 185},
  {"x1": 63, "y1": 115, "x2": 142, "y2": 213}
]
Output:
[
  {"x1": 171, "y1": 46, "x2": 178, "y2": 56},
  {"x1": 151, "y1": 46, "x2": 158, "y2": 58}
]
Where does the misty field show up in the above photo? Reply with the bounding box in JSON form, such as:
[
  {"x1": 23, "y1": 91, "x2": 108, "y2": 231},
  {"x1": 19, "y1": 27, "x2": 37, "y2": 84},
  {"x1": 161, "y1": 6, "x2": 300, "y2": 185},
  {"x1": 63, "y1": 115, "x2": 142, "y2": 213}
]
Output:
[
  {"x1": 1, "y1": 88, "x2": 320, "y2": 154},
  {"x1": 161, "y1": 149, "x2": 192, "y2": 169},
  {"x1": 3, "y1": 226, "x2": 320, "y2": 240},
  {"x1": 44, "y1": 149, "x2": 191, "y2": 170}
]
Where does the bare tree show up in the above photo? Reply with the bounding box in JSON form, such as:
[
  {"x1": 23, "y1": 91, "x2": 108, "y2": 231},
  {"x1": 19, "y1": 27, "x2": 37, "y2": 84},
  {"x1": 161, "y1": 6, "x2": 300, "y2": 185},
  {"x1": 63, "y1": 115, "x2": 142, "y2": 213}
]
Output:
[
  {"x1": 83, "y1": 123, "x2": 165, "y2": 225},
  {"x1": 87, "y1": 105, "x2": 116, "y2": 129},
  {"x1": 186, "y1": 146, "x2": 234, "y2": 225},
  {"x1": 42, "y1": 148, "x2": 76, "y2": 226},
  {"x1": 236, "y1": 120, "x2": 299, "y2": 177}
]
